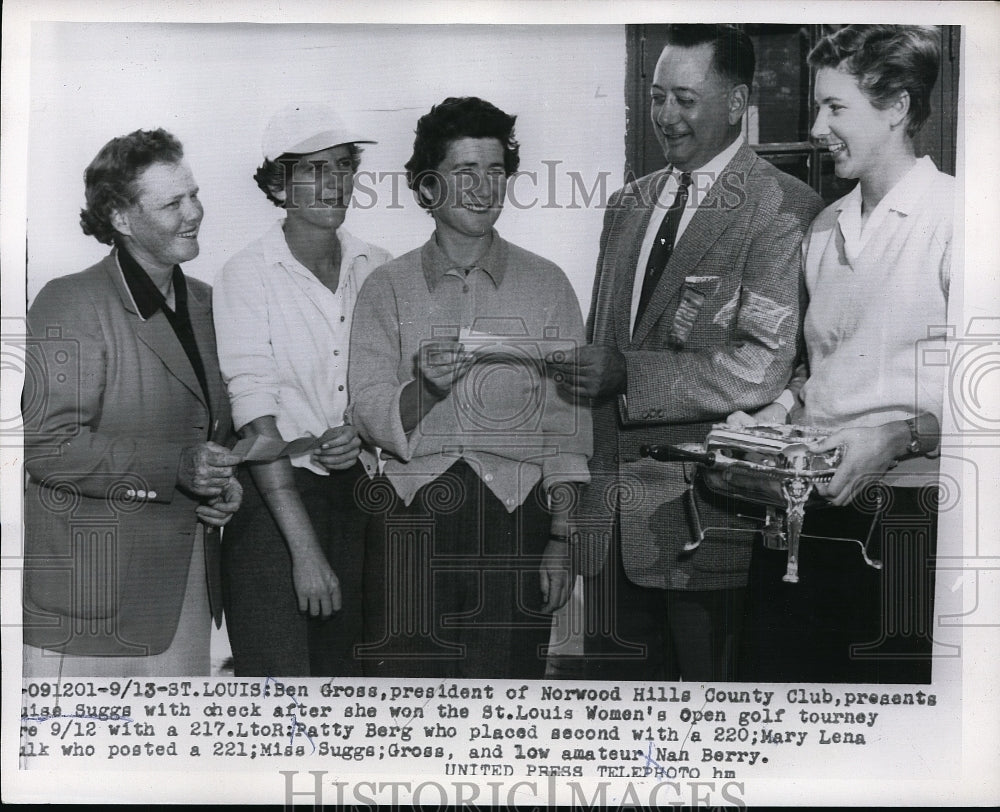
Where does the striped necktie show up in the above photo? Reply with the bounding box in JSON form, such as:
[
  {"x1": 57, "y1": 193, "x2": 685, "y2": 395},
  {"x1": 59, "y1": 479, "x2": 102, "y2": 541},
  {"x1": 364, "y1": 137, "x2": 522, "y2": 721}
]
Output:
[{"x1": 634, "y1": 171, "x2": 692, "y2": 330}]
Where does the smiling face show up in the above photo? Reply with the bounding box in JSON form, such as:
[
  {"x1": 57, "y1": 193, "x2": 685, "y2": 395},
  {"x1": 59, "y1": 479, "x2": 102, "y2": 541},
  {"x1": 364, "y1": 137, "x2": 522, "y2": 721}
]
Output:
[
  {"x1": 281, "y1": 144, "x2": 357, "y2": 232},
  {"x1": 112, "y1": 160, "x2": 203, "y2": 274},
  {"x1": 421, "y1": 137, "x2": 506, "y2": 242},
  {"x1": 811, "y1": 67, "x2": 898, "y2": 183},
  {"x1": 650, "y1": 42, "x2": 746, "y2": 172}
]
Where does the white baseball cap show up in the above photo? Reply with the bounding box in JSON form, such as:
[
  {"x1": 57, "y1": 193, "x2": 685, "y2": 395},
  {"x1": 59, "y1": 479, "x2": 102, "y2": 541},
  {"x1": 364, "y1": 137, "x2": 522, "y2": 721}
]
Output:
[{"x1": 261, "y1": 103, "x2": 375, "y2": 161}]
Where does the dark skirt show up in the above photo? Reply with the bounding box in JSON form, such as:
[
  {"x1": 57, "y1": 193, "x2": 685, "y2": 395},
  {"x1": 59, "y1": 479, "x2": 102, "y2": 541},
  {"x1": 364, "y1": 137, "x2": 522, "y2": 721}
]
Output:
[
  {"x1": 221, "y1": 462, "x2": 368, "y2": 677},
  {"x1": 358, "y1": 460, "x2": 553, "y2": 679},
  {"x1": 739, "y1": 484, "x2": 939, "y2": 683}
]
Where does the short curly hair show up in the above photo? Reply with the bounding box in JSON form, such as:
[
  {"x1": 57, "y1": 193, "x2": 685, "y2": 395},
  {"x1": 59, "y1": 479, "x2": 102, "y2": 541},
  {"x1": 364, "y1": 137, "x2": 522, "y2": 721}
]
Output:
[
  {"x1": 253, "y1": 144, "x2": 364, "y2": 208},
  {"x1": 405, "y1": 97, "x2": 520, "y2": 209},
  {"x1": 808, "y1": 25, "x2": 941, "y2": 139},
  {"x1": 79, "y1": 128, "x2": 185, "y2": 245}
]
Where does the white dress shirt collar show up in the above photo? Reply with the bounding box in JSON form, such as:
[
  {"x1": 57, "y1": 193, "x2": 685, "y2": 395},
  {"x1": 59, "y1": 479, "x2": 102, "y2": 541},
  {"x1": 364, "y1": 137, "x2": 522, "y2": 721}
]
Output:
[
  {"x1": 260, "y1": 217, "x2": 371, "y2": 279},
  {"x1": 678, "y1": 134, "x2": 745, "y2": 210},
  {"x1": 835, "y1": 155, "x2": 940, "y2": 264}
]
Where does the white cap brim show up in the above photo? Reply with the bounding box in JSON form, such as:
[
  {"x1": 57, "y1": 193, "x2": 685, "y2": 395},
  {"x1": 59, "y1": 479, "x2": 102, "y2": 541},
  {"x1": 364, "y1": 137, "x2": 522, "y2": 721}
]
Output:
[
  {"x1": 262, "y1": 103, "x2": 377, "y2": 161},
  {"x1": 268, "y1": 129, "x2": 376, "y2": 160}
]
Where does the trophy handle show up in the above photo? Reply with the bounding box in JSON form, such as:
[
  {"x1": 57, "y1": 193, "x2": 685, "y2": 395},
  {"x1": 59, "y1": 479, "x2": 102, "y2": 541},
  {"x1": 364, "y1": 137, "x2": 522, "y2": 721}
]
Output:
[
  {"x1": 780, "y1": 477, "x2": 815, "y2": 583},
  {"x1": 640, "y1": 444, "x2": 716, "y2": 466}
]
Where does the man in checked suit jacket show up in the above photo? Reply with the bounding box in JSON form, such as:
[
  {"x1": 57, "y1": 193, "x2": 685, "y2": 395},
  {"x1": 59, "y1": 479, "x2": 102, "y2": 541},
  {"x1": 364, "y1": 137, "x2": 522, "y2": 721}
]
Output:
[{"x1": 551, "y1": 24, "x2": 823, "y2": 681}]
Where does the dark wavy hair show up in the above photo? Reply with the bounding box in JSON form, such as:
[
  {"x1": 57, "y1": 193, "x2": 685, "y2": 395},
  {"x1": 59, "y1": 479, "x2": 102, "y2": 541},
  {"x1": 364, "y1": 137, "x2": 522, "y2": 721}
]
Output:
[
  {"x1": 405, "y1": 97, "x2": 520, "y2": 209},
  {"x1": 808, "y1": 25, "x2": 941, "y2": 139},
  {"x1": 662, "y1": 24, "x2": 756, "y2": 90},
  {"x1": 79, "y1": 128, "x2": 184, "y2": 245},
  {"x1": 253, "y1": 144, "x2": 364, "y2": 208}
]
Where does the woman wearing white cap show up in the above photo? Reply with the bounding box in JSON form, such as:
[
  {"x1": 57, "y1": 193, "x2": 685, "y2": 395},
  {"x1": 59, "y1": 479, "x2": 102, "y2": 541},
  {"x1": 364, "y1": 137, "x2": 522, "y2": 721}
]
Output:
[{"x1": 213, "y1": 104, "x2": 391, "y2": 676}]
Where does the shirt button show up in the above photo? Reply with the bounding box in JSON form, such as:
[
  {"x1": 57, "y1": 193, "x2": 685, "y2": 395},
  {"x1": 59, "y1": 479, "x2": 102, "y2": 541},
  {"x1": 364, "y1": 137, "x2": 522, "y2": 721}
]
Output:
[
  {"x1": 338, "y1": 384, "x2": 345, "y2": 392},
  {"x1": 333, "y1": 349, "x2": 340, "y2": 356},
  {"x1": 340, "y1": 316, "x2": 345, "y2": 322},
  {"x1": 148, "y1": 490, "x2": 158, "y2": 499},
  {"x1": 136, "y1": 490, "x2": 147, "y2": 499},
  {"x1": 505, "y1": 498, "x2": 515, "y2": 507},
  {"x1": 484, "y1": 473, "x2": 494, "y2": 483},
  {"x1": 125, "y1": 489, "x2": 136, "y2": 498},
  {"x1": 462, "y1": 285, "x2": 469, "y2": 293}
]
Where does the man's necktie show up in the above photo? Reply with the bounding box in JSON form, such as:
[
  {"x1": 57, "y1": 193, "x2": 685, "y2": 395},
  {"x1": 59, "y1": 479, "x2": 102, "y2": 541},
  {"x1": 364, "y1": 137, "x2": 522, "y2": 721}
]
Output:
[{"x1": 634, "y1": 171, "x2": 692, "y2": 329}]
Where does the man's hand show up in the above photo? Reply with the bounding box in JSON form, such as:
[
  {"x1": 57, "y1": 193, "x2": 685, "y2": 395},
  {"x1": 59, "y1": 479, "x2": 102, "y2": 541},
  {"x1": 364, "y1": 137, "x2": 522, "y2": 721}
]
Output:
[
  {"x1": 417, "y1": 340, "x2": 470, "y2": 399},
  {"x1": 539, "y1": 539, "x2": 574, "y2": 613},
  {"x1": 196, "y1": 477, "x2": 244, "y2": 528},
  {"x1": 291, "y1": 550, "x2": 341, "y2": 618},
  {"x1": 727, "y1": 402, "x2": 789, "y2": 428},
  {"x1": 312, "y1": 425, "x2": 362, "y2": 471},
  {"x1": 809, "y1": 423, "x2": 909, "y2": 507},
  {"x1": 178, "y1": 441, "x2": 242, "y2": 497},
  {"x1": 546, "y1": 344, "x2": 626, "y2": 400}
]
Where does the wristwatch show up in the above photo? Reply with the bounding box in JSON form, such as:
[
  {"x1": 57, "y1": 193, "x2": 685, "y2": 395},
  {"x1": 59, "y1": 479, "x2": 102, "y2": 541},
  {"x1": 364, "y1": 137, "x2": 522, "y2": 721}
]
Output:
[{"x1": 904, "y1": 417, "x2": 923, "y2": 455}]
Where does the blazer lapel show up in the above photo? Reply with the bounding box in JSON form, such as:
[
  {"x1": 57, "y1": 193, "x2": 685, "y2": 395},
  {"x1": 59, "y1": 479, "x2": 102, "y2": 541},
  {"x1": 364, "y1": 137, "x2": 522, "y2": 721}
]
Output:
[
  {"x1": 632, "y1": 143, "x2": 758, "y2": 345},
  {"x1": 103, "y1": 253, "x2": 209, "y2": 408},
  {"x1": 187, "y1": 283, "x2": 227, "y2": 430},
  {"x1": 187, "y1": 284, "x2": 226, "y2": 626},
  {"x1": 136, "y1": 312, "x2": 206, "y2": 406},
  {"x1": 611, "y1": 170, "x2": 666, "y2": 349},
  {"x1": 104, "y1": 250, "x2": 141, "y2": 317}
]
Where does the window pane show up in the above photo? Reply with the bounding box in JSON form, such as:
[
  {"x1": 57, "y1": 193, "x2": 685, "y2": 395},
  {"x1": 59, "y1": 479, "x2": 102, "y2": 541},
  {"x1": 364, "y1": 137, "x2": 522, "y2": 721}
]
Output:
[
  {"x1": 758, "y1": 152, "x2": 810, "y2": 186},
  {"x1": 746, "y1": 25, "x2": 812, "y2": 145}
]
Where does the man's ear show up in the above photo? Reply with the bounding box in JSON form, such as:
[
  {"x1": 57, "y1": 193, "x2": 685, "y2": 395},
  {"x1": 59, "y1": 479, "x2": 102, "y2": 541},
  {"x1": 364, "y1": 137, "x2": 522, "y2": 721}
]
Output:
[
  {"x1": 727, "y1": 84, "x2": 750, "y2": 126},
  {"x1": 109, "y1": 207, "x2": 132, "y2": 237}
]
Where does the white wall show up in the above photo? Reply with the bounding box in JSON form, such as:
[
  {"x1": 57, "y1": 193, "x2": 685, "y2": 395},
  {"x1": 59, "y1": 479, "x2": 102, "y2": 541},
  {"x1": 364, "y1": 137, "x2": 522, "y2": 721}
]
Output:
[{"x1": 27, "y1": 23, "x2": 627, "y2": 310}]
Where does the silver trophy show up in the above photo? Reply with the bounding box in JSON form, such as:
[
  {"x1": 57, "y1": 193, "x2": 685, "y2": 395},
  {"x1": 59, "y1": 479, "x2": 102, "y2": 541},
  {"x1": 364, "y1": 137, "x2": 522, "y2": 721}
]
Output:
[{"x1": 641, "y1": 423, "x2": 883, "y2": 583}]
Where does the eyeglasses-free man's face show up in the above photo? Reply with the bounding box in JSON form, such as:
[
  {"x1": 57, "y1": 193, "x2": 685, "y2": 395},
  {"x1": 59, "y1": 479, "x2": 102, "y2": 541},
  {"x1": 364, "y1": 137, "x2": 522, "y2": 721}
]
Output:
[{"x1": 650, "y1": 41, "x2": 747, "y2": 173}]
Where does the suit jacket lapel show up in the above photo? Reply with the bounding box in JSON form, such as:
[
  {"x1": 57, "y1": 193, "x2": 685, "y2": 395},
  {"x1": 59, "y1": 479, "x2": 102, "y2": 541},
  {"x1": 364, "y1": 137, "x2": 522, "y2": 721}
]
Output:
[
  {"x1": 186, "y1": 285, "x2": 226, "y2": 625},
  {"x1": 104, "y1": 250, "x2": 141, "y2": 317},
  {"x1": 611, "y1": 170, "x2": 666, "y2": 350},
  {"x1": 187, "y1": 284, "x2": 226, "y2": 429},
  {"x1": 632, "y1": 143, "x2": 758, "y2": 345},
  {"x1": 103, "y1": 252, "x2": 210, "y2": 409},
  {"x1": 136, "y1": 313, "x2": 207, "y2": 407}
]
